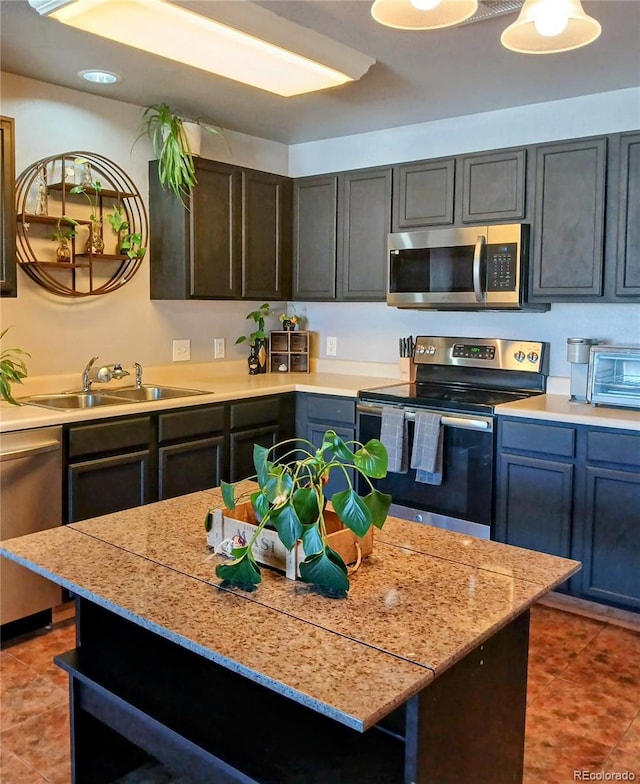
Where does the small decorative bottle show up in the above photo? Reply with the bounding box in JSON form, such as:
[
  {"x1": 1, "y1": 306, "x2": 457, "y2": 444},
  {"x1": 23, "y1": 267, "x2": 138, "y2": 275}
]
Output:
[
  {"x1": 34, "y1": 164, "x2": 48, "y2": 216},
  {"x1": 56, "y1": 235, "x2": 71, "y2": 263},
  {"x1": 248, "y1": 345, "x2": 259, "y2": 375}
]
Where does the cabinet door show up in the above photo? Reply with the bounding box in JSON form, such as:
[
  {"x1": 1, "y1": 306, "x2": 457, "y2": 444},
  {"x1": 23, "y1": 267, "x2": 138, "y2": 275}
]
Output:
[
  {"x1": 579, "y1": 466, "x2": 640, "y2": 610},
  {"x1": 229, "y1": 425, "x2": 279, "y2": 482},
  {"x1": 392, "y1": 159, "x2": 455, "y2": 230},
  {"x1": 0, "y1": 116, "x2": 16, "y2": 297},
  {"x1": 531, "y1": 138, "x2": 606, "y2": 299},
  {"x1": 615, "y1": 132, "x2": 640, "y2": 297},
  {"x1": 292, "y1": 175, "x2": 338, "y2": 300},
  {"x1": 159, "y1": 436, "x2": 225, "y2": 500},
  {"x1": 241, "y1": 169, "x2": 292, "y2": 300},
  {"x1": 67, "y1": 451, "x2": 152, "y2": 523},
  {"x1": 149, "y1": 158, "x2": 241, "y2": 299},
  {"x1": 495, "y1": 453, "x2": 573, "y2": 560},
  {"x1": 462, "y1": 150, "x2": 526, "y2": 223},
  {"x1": 338, "y1": 167, "x2": 392, "y2": 300}
]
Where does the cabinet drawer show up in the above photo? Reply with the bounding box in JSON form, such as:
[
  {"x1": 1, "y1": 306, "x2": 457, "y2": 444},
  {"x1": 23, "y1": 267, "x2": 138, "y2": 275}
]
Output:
[
  {"x1": 158, "y1": 405, "x2": 225, "y2": 444},
  {"x1": 307, "y1": 395, "x2": 355, "y2": 426},
  {"x1": 500, "y1": 420, "x2": 575, "y2": 458},
  {"x1": 586, "y1": 430, "x2": 640, "y2": 468},
  {"x1": 68, "y1": 417, "x2": 151, "y2": 459},
  {"x1": 230, "y1": 397, "x2": 280, "y2": 429}
]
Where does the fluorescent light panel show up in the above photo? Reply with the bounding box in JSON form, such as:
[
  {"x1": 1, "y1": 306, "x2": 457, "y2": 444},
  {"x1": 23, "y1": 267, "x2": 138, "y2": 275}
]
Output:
[{"x1": 33, "y1": 0, "x2": 374, "y2": 96}]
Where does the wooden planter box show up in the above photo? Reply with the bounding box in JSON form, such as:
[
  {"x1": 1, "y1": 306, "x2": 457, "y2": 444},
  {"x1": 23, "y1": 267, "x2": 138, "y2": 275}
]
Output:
[{"x1": 207, "y1": 502, "x2": 373, "y2": 580}]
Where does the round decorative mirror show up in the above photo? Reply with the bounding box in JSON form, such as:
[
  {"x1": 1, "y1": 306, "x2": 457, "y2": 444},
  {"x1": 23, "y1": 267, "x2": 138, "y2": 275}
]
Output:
[{"x1": 15, "y1": 151, "x2": 148, "y2": 297}]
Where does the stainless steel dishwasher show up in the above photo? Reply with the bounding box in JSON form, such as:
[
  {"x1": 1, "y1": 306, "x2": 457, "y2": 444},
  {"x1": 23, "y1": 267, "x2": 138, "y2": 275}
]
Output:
[{"x1": 1, "y1": 426, "x2": 62, "y2": 626}]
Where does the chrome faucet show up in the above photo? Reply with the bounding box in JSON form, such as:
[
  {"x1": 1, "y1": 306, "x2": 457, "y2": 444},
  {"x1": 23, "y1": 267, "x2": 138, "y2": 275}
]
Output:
[
  {"x1": 134, "y1": 362, "x2": 143, "y2": 389},
  {"x1": 82, "y1": 357, "x2": 130, "y2": 391}
]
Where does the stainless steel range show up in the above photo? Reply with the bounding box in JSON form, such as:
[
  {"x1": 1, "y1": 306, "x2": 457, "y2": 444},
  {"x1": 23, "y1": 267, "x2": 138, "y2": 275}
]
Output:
[{"x1": 357, "y1": 336, "x2": 549, "y2": 540}]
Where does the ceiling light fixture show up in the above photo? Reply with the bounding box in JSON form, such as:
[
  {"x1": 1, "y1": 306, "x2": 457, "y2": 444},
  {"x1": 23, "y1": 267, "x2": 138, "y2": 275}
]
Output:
[
  {"x1": 500, "y1": 0, "x2": 601, "y2": 54},
  {"x1": 371, "y1": 0, "x2": 479, "y2": 30},
  {"x1": 78, "y1": 69, "x2": 120, "y2": 84},
  {"x1": 28, "y1": 0, "x2": 375, "y2": 97}
]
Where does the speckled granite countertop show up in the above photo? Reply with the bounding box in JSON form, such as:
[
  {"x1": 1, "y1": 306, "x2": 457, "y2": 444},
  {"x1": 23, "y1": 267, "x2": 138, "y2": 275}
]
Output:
[{"x1": 0, "y1": 487, "x2": 579, "y2": 731}]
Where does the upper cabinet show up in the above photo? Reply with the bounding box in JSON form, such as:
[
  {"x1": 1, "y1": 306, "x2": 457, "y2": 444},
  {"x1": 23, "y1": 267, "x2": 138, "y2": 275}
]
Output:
[
  {"x1": 461, "y1": 149, "x2": 526, "y2": 224},
  {"x1": 150, "y1": 158, "x2": 291, "y2": 301},
  {"x1": 292, "y1": 166, "x2": 391, "y2": 302},
  {"x1": 392, "y1": 159, "x2": 455, "y2": 229},
  {"x1": 530, "y1": 137, "x2": 607, "y2": 300},
  {"x1": 1, "y1": 116, "x2": 17, "y2": 297},
  {"x1": 614, "y1": 132, "x2": 640, "y2": 297}
]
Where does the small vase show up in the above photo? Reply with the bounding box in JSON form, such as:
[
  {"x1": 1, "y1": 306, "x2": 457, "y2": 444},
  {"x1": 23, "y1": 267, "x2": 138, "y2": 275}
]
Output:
[
  {"x1": 282, "y1": 319, "x2": 296, "y2": 332},
  {"x1": 255, "y1": 338, "x2": 268, "y2": 374},
  {"x1": 56, "y1": 237, "x2": 71, "y2": 263},
  {"x1": 87, "y1": 220, "x2": 104, "y2": 254}
]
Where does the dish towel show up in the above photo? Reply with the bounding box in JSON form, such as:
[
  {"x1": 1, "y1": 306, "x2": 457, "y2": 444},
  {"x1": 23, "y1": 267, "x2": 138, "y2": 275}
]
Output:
[
  {"x1": 411, "y1": 411, "x2": 443, "y2": 485},
  {"x1": 380, "y1": 406, "x2": 408, "y2": 473}
]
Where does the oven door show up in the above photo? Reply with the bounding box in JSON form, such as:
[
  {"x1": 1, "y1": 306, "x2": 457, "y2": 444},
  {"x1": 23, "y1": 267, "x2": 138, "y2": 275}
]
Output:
[{"x1": 357, "y1": 403, "x2": 494, "y2": 539}]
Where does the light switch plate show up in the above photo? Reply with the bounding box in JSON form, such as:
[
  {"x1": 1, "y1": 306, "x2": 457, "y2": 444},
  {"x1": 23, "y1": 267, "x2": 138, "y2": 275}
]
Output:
[
  {"x1": 214, "y1": 338, "x2": 225, "y2": 359},
  {"x1": 172, "y1": 339, "x2": 191, "y2": 362},
  {"x1": 326, "y1": 336, "x2": 337, "y2": 356}
]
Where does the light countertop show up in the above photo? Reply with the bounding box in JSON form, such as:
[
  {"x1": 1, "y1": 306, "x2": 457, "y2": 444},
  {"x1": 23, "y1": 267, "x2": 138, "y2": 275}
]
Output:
[
  {"x1": 496, "y1": 393, "x2": 640, "y2": 431},
  {"x1": 0, "y1": 486, "x2": 579, "y2": 731}
]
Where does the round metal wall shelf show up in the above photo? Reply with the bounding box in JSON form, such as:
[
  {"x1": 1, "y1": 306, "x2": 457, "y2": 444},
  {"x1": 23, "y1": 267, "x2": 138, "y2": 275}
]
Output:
[{"x1": 15, "y1": 151, "x2": 148, "y2": 297}]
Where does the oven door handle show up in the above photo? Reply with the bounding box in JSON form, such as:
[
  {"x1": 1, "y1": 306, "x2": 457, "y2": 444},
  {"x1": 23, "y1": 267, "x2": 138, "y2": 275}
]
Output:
[
  {"x1": 473, "y1": 235, "x2": 486, "y2": 303},
  {"x1": 357, "y1": 403, "x2": 492, "y2": 431}
]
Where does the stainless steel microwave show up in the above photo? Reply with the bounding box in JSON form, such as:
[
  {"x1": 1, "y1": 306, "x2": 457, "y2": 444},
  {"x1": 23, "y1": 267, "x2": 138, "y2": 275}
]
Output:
[
  {"x1": 588, "y1": 345, "x2": 640, "y2": 410},
  {"x1": 387, "y1": 223, "x2": 545, "y2": 311}
]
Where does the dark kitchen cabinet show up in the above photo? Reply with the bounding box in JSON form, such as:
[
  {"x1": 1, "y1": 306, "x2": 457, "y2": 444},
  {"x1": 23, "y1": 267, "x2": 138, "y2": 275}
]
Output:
[
  {"x1": 158, "y1": 405, "x2": 226, "y2": 500},
  {"x1": 150, "y1": 158, "x2": 291, "y2": 300},
  {"x1": 496, "y1": 417, "x2": 640, "y2": 612},
  {"x1": 461, "y1": 149, "x2": 526, "y2": 224},
  {"x1": 293, "y1": 166, "x2": 391, "y2": 302},
  {"x1": 495, "y1": 420, "x2": 575, "y2": 575},
  {"x1": 392, "y1": 158, "x2": 455, "y2": 230},
  {"x1": 530, "y1": 137, "x2": 607, "y2": 300},
  {"x1": 228, "y1": 394, "x2": 295, "y2": 482},
  {"x1": 0, "y1": 115, "x2": 16, "y2": 297},
  {"x1": 292, "y1": 175, "x2": 338, "y2": 300},
  {"x1": 296, "y1": 393, "x2": 356, "y2": 498},
  {"x1": 574, "y1": 429, "x2": 640, "y2": 611},
  {"x1": 66, "y1": 417, "x2": 154, "y2": 523},
  {"x1": 614, "y1": 132, "x2": 640, "y2": 297}
]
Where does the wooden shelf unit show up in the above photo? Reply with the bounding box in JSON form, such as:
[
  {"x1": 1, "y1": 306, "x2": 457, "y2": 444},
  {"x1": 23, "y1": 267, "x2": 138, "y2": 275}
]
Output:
[{"x1": 269, "y1": 330, "x2": 311, "y2": 373}]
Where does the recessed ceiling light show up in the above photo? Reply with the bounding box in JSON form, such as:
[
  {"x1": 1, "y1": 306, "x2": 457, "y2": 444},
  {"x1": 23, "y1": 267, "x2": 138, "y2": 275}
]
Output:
[{"x1": 78, "y1": 69, "x2": 120, "y2": 84}]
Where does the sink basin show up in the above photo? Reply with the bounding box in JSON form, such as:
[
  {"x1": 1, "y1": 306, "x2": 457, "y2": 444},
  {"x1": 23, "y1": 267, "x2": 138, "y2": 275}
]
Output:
[
  {"x1": 25, "y1": 392, "x2": 132, "y2": 411},
  {"x1": 106, "y1": 385, "x2": 209, "y2": 402}
]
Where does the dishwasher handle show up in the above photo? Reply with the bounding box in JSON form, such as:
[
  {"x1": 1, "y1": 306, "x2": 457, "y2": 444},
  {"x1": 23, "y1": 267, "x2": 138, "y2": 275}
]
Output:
[{"x1": 0, "y1": 440, "x2": 62, "y2": 462}]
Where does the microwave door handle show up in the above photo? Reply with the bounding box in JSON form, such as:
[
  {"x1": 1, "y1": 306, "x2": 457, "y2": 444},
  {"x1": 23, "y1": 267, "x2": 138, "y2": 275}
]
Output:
[{"x1": 473, "y1": 235, "x2": 486, "y2": 303}]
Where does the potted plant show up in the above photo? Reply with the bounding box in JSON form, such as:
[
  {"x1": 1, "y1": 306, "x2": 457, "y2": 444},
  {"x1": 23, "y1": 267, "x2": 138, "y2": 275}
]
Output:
[
  {"x1": 51, "y1": 217, "x2": 77, "y2": 263},
  {"x1": 279, "y1": 309, "x2": 299, "y2": 331},
  {"x1": 69, "y1": 170, "x2": 104, "y2": 253},
  {"x1": 137, "y1": 103, "x2": 223, "y2": 204},
  {"x1": 0, "y1": 328, "x2": 30, "y2": 405},
  {"x1": 208, "y1": 429, "x2": 391, "y2": 596},
  {"x1": 236, "y1": 303, "x2": 272, "y2": 374},
  {"x1": 107, "y1": 205, "x2": 147, "y2": 261}
]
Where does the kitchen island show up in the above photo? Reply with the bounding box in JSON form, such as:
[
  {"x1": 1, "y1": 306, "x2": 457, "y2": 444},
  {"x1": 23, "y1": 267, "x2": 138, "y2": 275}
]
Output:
[{"x1": 0, "y1": 485, "x2": 579, "y2": 784}]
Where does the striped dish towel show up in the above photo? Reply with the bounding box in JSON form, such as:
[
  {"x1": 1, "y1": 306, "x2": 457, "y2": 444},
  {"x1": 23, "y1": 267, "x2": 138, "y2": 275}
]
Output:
[
  {"x1": 380, "y1": 407, "x2": 408, "y2": 473},
  {"x1": 411, "y1": 411, "x2": 443, "y2": 485}
]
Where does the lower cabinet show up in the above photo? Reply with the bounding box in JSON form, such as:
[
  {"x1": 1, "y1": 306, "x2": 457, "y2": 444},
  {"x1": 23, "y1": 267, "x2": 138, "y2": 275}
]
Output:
[
  {"x1": 296, "y1": 393, "x2": 356, "y2": 498},
  {"x1": 496, "y1": 418, "x2": 640, "y2": 611}
]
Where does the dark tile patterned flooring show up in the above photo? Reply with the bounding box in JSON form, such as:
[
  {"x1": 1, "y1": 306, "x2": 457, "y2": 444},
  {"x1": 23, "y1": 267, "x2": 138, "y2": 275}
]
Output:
[{"x1": 1, "y1": 604, "x2": 639, "y2": 783}]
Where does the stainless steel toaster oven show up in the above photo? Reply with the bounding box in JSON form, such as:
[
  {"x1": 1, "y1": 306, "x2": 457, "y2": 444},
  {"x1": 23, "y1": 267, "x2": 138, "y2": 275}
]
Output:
[{"x1": 588, "y1": 346, "x2": 640, "y2": 410}]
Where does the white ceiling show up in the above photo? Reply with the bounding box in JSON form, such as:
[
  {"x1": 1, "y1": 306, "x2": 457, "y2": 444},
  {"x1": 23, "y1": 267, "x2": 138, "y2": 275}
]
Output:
[{"x1": 1, "y1": 0, "x2": 638, "y2": 144}]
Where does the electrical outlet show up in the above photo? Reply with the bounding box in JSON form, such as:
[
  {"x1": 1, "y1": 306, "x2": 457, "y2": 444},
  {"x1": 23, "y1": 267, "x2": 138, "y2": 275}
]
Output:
[
  {"x1": 172, "y1": 339, "x2": 191, "y2": 362},
  {"x1": 326, "y1": 336, "x2": 337, "y2": 356},
  {"x1": 214, "y1": 338, "x2": 225, "y2": 359}
]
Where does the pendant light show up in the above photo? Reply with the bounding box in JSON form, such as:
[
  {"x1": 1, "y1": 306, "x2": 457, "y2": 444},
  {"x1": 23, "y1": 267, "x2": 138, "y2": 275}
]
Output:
[
  {"x1": 371, "y1": 0, "x2": 478, "y2": 30},
  {"x1": 501, "y1": 0, "x2": 601, "y2": 54}
]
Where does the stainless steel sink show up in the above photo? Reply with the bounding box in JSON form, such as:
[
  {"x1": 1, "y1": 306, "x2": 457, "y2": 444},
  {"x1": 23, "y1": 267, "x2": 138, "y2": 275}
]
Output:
[
  {"x1": 100, "y1": 385, "x2": 209, "y2": 402},
  {"x1": 24, "y1": 392, "x2": 132, "y2": 411}
]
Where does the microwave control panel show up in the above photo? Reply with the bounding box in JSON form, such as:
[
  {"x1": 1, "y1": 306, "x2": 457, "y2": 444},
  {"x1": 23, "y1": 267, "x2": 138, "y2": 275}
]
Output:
[{"x1": 486, "y1": 244, "x2": 517, "y2": 291}]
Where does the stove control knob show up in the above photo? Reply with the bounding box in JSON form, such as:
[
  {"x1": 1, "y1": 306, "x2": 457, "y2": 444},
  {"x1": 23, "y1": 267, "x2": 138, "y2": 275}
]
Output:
[
  {"x1": 514, "y1": 351, "x2": 526, "y2": 363},
  {"x1": 527, "y1": 351, "x2": 539, "y2": 364},
  {"x1": 426, "y1": 345, "x2": 436, "y2": 355},
  {"x1": 416, "y1": 345, "x2": 426, "y2": 354}
]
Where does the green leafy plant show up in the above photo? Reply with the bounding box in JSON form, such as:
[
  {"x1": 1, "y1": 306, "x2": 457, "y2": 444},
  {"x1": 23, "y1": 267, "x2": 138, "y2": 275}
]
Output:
[
  {"x1": 107, "y1": 204, "x2": 146, "y2": 261},
  {"x1": 0, "y1": 328, "x2": 30, "y2": 405},
  {"x1": 209, "y1": 430, "x2": 391, "y2": 596},
  {"x1": 235, "y1": 303, "x2": 273, "y2": 347},
  {"x1": 69, "y1": 180, "x2": 102, "y2": 222},
  {"x1": 137, "y1": 102, "x2": 223, "y2": 204}
]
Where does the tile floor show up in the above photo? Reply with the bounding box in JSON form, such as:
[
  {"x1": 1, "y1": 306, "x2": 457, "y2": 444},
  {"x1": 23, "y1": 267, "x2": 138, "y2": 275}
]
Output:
[{"x1": 1, "y1": 603, "x2": 639, "y2": 783}]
